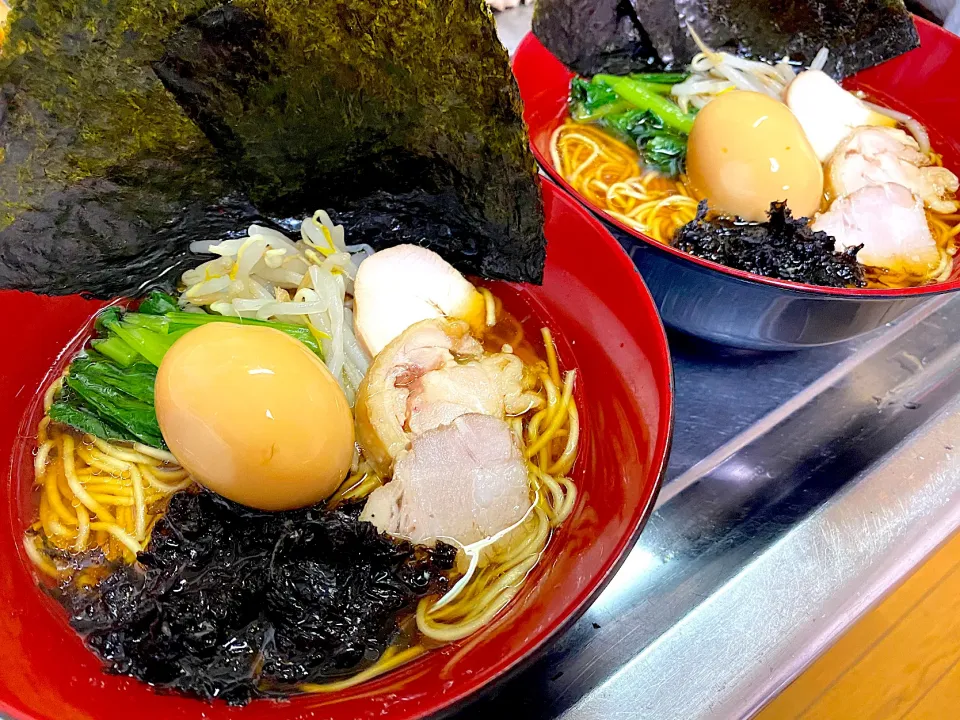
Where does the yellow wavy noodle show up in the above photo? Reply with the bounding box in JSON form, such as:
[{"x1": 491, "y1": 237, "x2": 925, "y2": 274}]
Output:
[
  {"x1": 866, "y1": 210, "x2": 960, "y2": 288},
  {"x1": 552, "y1": 120, "x2": 960, "y2": 288},
  {"x1": 298, "y1": 645, "x2": 427, "y2": 695},
  {"x1": 23, "y1": 382, "x2": 194, "y2": 579},
  {"x1": 550, "y1": 121, "x2": 698, "y2": 244}
]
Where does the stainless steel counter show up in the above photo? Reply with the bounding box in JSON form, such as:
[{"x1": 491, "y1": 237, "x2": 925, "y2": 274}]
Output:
[{"x1": 475, "y1": 9, "x2": 960, "y2": 719}]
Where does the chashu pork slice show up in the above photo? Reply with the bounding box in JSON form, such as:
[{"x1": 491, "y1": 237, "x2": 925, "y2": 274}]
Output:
[
  {"x1": 826, "y1": 126, "x2": 959, "y2": 213},
  {"x1": 355, "y1": 317, "x2": 542, "y2": 477},
  {"x1": 360, "y1": 414, "x2": 531, "y2": 546},
  {"x1": 812, "y1": 183, "x2": 940, "y2": 275}
]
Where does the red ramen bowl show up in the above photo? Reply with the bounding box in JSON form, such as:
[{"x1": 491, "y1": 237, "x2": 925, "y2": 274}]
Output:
[
  {"x1": 0, "y1": 179, "x2": 672, "y2": 720},
  {"x1": 514, "y1": 18, "x2": 960, "y2": 350}
]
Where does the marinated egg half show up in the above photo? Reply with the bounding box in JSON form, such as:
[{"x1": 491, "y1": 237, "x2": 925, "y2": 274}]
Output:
[
  {"x1": 685, "y1": 90, "x2": 824, "y2": 222},
  {"x1": 155, "y1": 323, "x2": 354, "y2": 511}
]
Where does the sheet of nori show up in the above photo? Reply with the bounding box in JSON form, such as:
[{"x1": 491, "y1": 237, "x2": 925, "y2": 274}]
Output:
[
  {"x1": 675, "y1": 0, "x2": 920, "y2": 78},
  {"x1": 532, "y1": 0, "x2": 663, "y2": 76},
  {"x1": 0, "y1": 0, "x2": 252, "y2": 297},
  {"x1": 0, "y1": 0, "x2": 545, "y2": 297},
  {"x1": 533, "y1": 0, "x2": 919, "y2": 79},
  {"x1": 634, "y1": 0, "x2": 694, "y2": 66},
  {"x1": 153, "y1": 1, "x2": 545, "y2": 283}
]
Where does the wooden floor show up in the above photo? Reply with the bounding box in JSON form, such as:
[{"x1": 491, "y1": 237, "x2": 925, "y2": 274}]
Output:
[{"x1": 757, "y1": 529, "x2": 960, "y2": 720}]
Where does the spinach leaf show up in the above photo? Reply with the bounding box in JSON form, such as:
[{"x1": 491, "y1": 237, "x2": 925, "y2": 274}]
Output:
[
  {"x1": 569, "y1": 77, "x2": 629, "y2": 120},
  {"x1": 70, "y1": 356, "x2": 158, "y2": 404},
  {"x1": 49, "y1": 400, "x2": 135, "y2": 444},
  {"x1": 64, "y1": 372, "x2": 164, "y2": 448},
  {"x1": 137, "y1": 291, "x2": 180, "y2": 316},
  {"x1": 601, "y1": 108, "x2": 688, "y2": 177}
]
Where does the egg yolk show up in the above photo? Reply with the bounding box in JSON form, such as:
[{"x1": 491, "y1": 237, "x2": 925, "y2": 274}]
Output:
[
  {"x1": 685, "y1": 90, "x2": 824, "y2": 222},
  {"x1": 155, "y1": 323, "x2": 354, "y2": 511}
]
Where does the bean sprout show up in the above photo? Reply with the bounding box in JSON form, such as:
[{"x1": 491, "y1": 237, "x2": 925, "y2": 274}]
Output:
[
  {"x1": 670, "y1": 25, "x2": 829, "y2": 113},
  {"x1": 180, "y1": 210, "x2": 372, "y2": 404}
]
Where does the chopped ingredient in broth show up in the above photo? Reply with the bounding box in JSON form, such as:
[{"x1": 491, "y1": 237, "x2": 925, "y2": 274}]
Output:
[
  {"x1": 58, "y1": 491, "x2": 456, "y2": 704},
  {"x1": 674, "y1": 201, "x2": 866, "y2": 288}
]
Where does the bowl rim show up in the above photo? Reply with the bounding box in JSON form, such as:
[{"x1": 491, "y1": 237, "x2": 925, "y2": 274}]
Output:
[{"x1": 514, "y1": 18, "x2": 960, "y2": 300}]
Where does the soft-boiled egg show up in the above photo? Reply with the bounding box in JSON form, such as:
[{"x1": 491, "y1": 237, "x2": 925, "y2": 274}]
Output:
[
  {"x1": 155, "y1": 323, "x2": 354, "y2": 511},
  {"x1": 685, "y1": 90, "x2": 824, "y2": 222}
]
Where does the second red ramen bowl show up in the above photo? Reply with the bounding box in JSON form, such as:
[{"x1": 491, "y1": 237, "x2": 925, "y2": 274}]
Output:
[
  {"x1": 0, "y1": 179, "x2": 673, "y2": 720},
  {"x1": 514, "y1": 18, "x2": 960, "y2": 350}
]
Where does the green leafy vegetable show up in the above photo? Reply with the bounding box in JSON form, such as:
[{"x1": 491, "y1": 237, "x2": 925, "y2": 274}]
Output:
[
  {"x1": 163, "y1": 312, "x2": 324, "y2": 358},
  {"x1": 99, "y1": 316, "x2": 184, "y2": 367},
  {"x1": 64, "y1": 371, "x2": 165, "y2": 448},
  {"x1": 593, "y1": 75, "x2": 695, "y2": 134},
  {"x1": 643, "y1": 134, "x2": 688, "y2": 178},
  {"x1": 94, "y1": 307, "x2": 123, "y2": 335},
  {"x1": 636, "y1": 84, "x2": 673, "y2": 96},
  {"x1": 627, "y1": 73, "x2": 689, "y2": 85},
  {"x1": 121, "y1": 313, "x2": 170, "y2": 334},
  {"x1": 70, "y1": 356, "x2": 158, "y2": 404},
  {"x1": 52, "y1": 304, "x2": 169, "y2": 444},
  {"x1": 570, "y1": 77, "x2": 628, "y2": 120},
  {"x1": 601, "y1": 108, "x2": 689, "y2": 177},
  {"x1": 569, "y1": 74, "x2": 691, "y2": 177},
  {"x1": 49, "y1": 400, "x2": 133, "y2": 444},
  {"x1": 90, "y1": 337, "x2": 139, "y2": 367},
  {"x1": 137, "y1": 291, "x2": 180, "y2": 317},
  {"x1": 99, "y1": 307, "x2": 324, "y2": 369}
]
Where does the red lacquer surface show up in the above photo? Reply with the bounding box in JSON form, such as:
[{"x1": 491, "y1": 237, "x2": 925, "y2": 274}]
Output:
[
  {"x1": 514, "y1": 18, "x2": 960, "y2": 298},
  {"x1": 0, "y1": 179, "x2": 673, "y2": 720}
]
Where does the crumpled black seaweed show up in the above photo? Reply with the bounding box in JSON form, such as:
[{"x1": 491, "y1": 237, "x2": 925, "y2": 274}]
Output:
[
  {"x1": 672, "y1": 201, "x2": 866, "y2": 288},
  {"x1": 58, "y1": 490, "x2": 456, "y2": 705}
]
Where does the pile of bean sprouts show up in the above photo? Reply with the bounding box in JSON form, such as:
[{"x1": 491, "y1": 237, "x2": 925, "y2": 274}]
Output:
[
  {"x1": 181, "y1": 211, "x2": 371, "y2": 404},
  {"x1": 670, "y1": 27, "x2": 827, "y2": 112}
]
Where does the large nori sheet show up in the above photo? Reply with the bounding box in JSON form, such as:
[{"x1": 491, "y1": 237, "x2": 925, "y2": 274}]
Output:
[
  {"x1": 0, "y1": 0, "x2": 545, "y2": 297},
  {"x1": 533, "y1": 0, "x2": 920, "y2": 78},
  {"x1": 530, "y1": 0, "x2": 663, "y2": 76},
  {"x1": 0, "y1": 0, "x2": 245, "y2": 297},
  {"x1": 675, "y1": 0, "x2": 920, "y2": 78}
]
